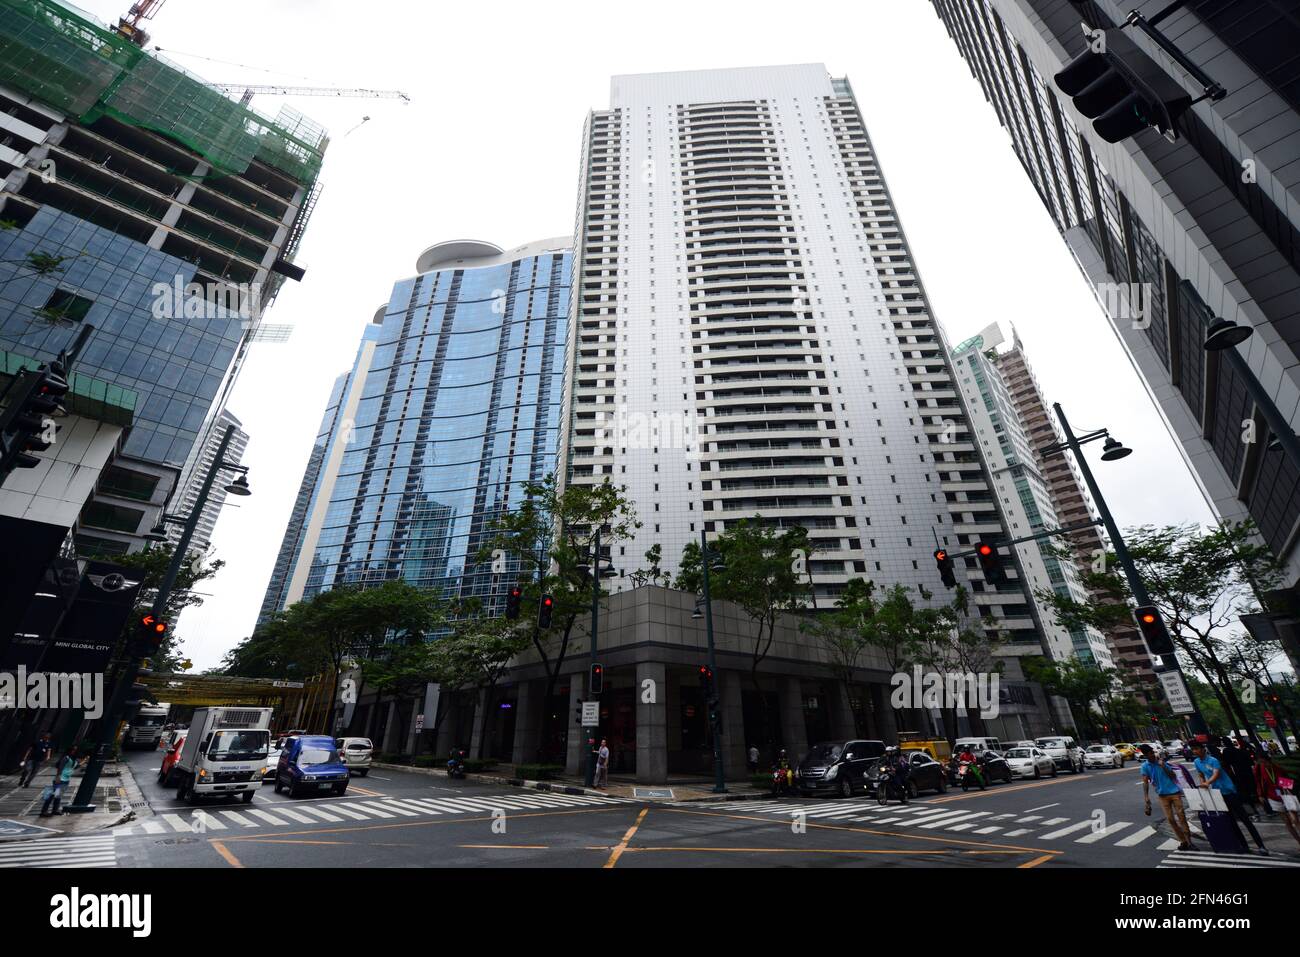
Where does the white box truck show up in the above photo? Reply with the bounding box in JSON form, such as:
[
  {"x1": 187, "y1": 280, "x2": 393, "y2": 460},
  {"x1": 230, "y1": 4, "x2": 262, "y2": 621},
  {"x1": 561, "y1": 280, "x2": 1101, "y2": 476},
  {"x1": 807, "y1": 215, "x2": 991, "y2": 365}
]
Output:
[
  {"x1": 174, "y1": 706, "x2": 272, "y2": 805},
  {"x1": 124, "y1": 702, "x2": 171, "y2": 750}
]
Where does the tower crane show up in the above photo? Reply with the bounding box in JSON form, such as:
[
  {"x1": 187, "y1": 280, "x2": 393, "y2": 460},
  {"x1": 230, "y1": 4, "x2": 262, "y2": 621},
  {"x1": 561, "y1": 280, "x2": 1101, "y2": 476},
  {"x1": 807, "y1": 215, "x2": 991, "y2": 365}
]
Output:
[
  {"x1": 115, "y1": 0, "x2": 167, "y2": 47},
  {"x1": 212, "y1": 85, "x2": 411, "y2": 107}
]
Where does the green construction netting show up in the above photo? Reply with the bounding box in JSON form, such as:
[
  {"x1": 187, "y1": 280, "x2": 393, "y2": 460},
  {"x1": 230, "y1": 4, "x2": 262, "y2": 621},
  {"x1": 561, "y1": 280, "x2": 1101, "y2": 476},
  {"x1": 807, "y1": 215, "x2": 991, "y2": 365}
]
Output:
[{"x1": 0, "y1": 0, "x2": 325, "y2": 183}]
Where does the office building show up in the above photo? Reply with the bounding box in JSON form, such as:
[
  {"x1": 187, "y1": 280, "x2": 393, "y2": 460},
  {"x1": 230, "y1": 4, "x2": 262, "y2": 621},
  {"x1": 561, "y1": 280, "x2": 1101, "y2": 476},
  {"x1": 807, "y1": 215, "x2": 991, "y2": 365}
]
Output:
[{"x1": 164, "y1": 408, "x2": 248, "y2": 553}]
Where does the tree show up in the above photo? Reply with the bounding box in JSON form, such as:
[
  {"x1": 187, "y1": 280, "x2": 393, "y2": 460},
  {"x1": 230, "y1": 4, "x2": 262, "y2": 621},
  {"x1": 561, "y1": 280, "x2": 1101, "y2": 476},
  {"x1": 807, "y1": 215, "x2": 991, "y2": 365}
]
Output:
[
  {"x1": 360, "y1": 634, "x2": 477, "y2": 753},
  {"x1": 629, "y1": 543, "x2": 670, "y2": 588},
  {"x1": 802, "y1": 577, "x2": 875, "y2": 736},
  {"x1": 437, "y1": 614, "x2": 532, "y2": 759},
  {"x1": 910, "y1": 586, "x2": 1005, "y2": 738},
  {"x1": 111, "y1": 544, "x2": 225, "y2": 673},
  {"x1": 479, "y1": 474, "x2": 638, "y2": 760},
  {"x1": 1024, "y1": 656, "x2": 1114, "y2": 739},
  {"x1": 1037, "y1": 521, "x2": 1281, "y2": 748},
  {"x1": 676, "y1": 518, "x2": 811, "y2": 751}
]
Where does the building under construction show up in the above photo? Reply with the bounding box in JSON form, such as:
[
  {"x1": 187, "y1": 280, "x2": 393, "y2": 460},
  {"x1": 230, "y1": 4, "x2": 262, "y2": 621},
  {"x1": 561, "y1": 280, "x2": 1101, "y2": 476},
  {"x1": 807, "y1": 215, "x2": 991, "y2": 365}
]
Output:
[{"x1": 0, "y1": 0, "x2": 326, "y2": 688}]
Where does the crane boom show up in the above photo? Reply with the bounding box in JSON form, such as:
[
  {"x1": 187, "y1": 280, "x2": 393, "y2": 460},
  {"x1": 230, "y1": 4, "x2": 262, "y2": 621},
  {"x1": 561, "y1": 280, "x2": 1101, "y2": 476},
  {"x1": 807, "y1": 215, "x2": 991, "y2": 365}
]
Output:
[{"x1": 213, "y1": 85, "x2": 411, "y2": 106}]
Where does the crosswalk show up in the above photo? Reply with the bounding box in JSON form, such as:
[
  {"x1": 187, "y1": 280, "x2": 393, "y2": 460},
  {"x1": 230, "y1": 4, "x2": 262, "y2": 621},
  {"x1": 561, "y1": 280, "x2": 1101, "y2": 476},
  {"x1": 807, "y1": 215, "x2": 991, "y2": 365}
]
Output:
[
  {"x1": 0, "y1": 833, "x2": 118, "y2": 868},
  {"x1": 687, "y1": 798, "x2": 1298, "y2": 863},
  {"x1": 115, "y1": 790, "x2": 630, "y2": 837}
]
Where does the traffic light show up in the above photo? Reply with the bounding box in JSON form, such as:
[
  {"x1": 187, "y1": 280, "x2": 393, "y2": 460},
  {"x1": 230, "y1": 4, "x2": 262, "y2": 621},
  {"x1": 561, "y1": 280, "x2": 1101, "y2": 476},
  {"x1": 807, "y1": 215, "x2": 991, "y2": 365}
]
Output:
[
  {"x1": 537, "y1": 594, "x2": 554, "y2": 629},
  {"x1": 589, "y1": 662, "x2": 603, "y2": 696},
  {"x1": 934, "y1": 548, "x2": 956, "y2": 588},
  {"x1": 698, "y1": 664, "x2": 716, "y2": 703},
  {"x1": 0, "y1": 363, "x2": 68, "y2": 479},
  {"x1": 975, "y1": 540, "x2": 1005, "y2": 585},
  {"x1": 1133, "y1": 605, "x2": 1174, "y2": 656},
  {"x1": 131, "y1": 613, "x2": 168, "y2": 658},
  {"x1": 505, "y1": 585, "x2": 522, "y2": 620},
  {"x1": 1053, "y1": 28, "x2": 1192, "y2": 143}
]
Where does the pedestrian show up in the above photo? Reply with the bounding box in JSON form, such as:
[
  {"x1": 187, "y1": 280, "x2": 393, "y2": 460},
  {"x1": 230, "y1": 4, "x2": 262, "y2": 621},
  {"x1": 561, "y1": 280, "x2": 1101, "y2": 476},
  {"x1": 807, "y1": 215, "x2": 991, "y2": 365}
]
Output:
[
  {"x1": 1223, "y1": 737, "x2": 1264, "y2": 820},
  {"x1": 39, "y1": 745, "x2": 83, "y2": 817},
  {"x1": 594, "y1": 738, "x2": 609, "y2": 789},
  {"x1": 1190, "y1": 740, "x2": 1268, "y2": 855},
  {"x1": 1138, "y1": 743, "x2": 1195, "y2": 850},
  {"x1": 1254, "y1": 752, "x2": 1300, "y2": 851},
  {"x1": 17, "y1": 732, "x2": 53, "y2": 787},
  {"x1": 747, "y1": 744, "x2": 759, "y2": 774}
]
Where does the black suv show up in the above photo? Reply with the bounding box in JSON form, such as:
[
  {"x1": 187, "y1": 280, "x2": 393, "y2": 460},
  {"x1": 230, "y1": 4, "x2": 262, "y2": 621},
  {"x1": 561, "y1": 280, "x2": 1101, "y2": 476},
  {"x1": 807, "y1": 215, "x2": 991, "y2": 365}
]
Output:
[{"x1": 795, "y1": 739, "x2": 886, "y2": 797}]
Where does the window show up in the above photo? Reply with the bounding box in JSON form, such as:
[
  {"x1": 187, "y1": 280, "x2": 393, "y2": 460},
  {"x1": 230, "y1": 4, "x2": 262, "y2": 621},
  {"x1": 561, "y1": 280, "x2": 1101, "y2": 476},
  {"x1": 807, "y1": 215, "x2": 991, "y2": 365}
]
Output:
[
  {"x1": 98, "y1": 466, "x2": 159, "y2": 503},
  {"x1": 80, "y1": 501, "x2": 145, "y2": 534},
  {"x1": 39, "y1": 289, "x2": 93, "y2": 324}
]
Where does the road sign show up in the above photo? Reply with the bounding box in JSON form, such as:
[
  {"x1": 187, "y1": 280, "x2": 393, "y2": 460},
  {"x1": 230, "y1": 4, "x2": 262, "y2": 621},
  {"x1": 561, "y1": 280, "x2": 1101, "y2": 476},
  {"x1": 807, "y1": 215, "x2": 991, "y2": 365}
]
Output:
[
  {"x1": 1264, "y1": 710, "x2": 1276, "y2": 728},
  {"x1": 1157, "y1": 671, "x2": 1196, "y2": 715},
  {"x1": 0, "y1": 819, "x2": 59, "y2": 840},
  {"x1": 581, "y1": 701, "x2": 599, "y2": 727},
  {"x1": 415, "y1": 713, "x2": 425, "y2": 733}
]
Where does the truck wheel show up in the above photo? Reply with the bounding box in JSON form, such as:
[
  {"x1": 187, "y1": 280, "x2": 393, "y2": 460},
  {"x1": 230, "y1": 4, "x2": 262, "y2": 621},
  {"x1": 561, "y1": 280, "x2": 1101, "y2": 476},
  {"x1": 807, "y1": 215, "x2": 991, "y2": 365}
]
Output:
[
  {"x1": 184, "y1": 781, "x2": 199, "y2": 806},
  {"x1": 241, "y1": 791, "x2": 254, "y2": 804}
]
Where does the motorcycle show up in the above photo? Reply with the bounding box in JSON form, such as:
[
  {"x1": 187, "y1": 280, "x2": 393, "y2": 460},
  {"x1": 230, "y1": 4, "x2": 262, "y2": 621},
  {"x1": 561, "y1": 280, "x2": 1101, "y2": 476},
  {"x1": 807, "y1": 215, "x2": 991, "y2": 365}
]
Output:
[
  {"x1": 447, "y1": 748, "x2": 468, "y2": 780},
  {"x1": 875, "y1": 762, "x2": 909, "y2": 805},
  {"x1": 771, "y1": 765, "x2": 794, "y2": 796},
  {"x1": 957, "y1": 760, "x2": 986, "y2": 792}
]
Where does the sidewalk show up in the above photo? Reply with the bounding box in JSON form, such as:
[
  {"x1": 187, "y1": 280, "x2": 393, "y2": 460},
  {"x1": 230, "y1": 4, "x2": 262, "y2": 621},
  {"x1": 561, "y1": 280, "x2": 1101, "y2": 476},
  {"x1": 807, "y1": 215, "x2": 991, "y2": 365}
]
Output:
[{"x1": 0, "y1": 758, "x2": 148, "y2": 839}]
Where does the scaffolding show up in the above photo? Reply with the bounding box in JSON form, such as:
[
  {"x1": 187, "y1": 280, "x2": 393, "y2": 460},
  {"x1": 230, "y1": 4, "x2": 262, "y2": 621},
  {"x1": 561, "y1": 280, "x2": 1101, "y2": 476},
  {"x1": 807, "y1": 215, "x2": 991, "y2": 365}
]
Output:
[{"x1": 0, "y1": 0, "x2": 327, "y2": 183}]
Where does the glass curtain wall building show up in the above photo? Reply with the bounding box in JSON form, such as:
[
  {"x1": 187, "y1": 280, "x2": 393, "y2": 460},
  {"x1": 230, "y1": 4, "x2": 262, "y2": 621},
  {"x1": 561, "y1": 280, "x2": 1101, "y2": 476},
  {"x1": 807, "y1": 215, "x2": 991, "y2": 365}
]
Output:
[
  {"x1": 930, "y1": 1, "x2": 1300, "y2": 648},
  {"x1": 263, "y1": 238, "x2": 571, "y2": 618}
]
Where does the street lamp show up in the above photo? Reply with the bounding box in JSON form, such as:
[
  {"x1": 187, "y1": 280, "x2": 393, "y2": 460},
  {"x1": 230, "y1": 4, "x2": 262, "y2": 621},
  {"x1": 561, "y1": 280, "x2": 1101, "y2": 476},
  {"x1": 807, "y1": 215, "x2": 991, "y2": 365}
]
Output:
[
  {"x1": 68, "y1": 424, "x2": 250, "y2": 811},
  {"x1": 1203, "y1": 317, "x2": 1253, "y2": 351},
  {"x1": 579, "y1": 526, "x2": 619, "y2": 788},
  {"x1": 696, "y1": 529, "x2": 728, "y2": 793},
  {"x1": 1040, "y1": 405, "x2": 1208, "y2": 737}
]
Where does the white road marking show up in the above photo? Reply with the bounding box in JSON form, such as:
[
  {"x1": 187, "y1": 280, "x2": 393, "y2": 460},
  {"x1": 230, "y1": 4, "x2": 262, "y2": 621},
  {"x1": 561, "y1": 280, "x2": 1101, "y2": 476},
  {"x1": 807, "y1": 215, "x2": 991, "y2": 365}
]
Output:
[
  {"x1": 1039, "y1": 820, "x2": 1095, "y2": 840},
  {"x1": 1076, "y1": 821, "x2": 1133, "y2": 844},
  {"x1": 1022, "y1": 803, "x2": 1059, "y2": 813},
  {"x1": 1115, "y1": 826, "x2": 1158, "y2": 847}
]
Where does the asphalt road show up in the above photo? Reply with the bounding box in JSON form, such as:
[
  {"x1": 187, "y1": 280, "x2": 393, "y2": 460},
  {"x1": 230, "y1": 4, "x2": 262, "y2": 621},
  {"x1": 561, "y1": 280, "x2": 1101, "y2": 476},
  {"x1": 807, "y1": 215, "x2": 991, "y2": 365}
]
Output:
[{"x1": 6, "y1": 750, "x2": 1298, "y2": 869}]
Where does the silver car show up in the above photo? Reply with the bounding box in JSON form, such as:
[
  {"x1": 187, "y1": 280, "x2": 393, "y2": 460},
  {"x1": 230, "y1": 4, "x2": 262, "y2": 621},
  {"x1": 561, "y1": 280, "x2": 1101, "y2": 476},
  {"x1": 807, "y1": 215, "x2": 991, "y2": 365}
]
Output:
[
  {"x1": 1004, "y1": 746, "x2": 1057, "y2": 779},
  {"x1": 337, "y1": 737, "x2": 373, "y2": 777},
  {"x1": 1084, "y1": 744, "x2": 1124, "y2": 769}
]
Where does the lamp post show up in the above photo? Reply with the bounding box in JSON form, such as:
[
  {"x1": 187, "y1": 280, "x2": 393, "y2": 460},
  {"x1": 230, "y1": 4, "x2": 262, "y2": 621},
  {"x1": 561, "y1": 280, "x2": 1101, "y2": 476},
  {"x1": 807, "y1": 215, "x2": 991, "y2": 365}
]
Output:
[
  {"x1": 68, "y1": 424, "x2": 250, "y2": 811},
  {"x1": 690, "y1": 529, "x2": 727, "y2": 793},
  {"x1": 1040, "y1": 404, "x2": 1208, "y2": 737},
  {"x1": 578, "y1": 527, "x2": 618, "y2": 788}
]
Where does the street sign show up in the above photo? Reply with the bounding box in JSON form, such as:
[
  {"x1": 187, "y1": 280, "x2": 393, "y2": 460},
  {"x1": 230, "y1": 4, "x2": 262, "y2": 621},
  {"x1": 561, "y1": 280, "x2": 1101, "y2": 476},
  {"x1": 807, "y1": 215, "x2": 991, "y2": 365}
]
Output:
[
  {"x1": 1264, "y1": 710, "x2": 1276, "y2": 728},
  {"x1": 0, "y1": 819, "x2": 59, "y2": 840},
  {"x1": 632, "y1": 787, "x2": 674, "y2": 799},
  {"x1": 1157, "y1": 671, "x2": 1195, "y2": 715},
  {"x1": 414, "y1": 713, "x2": 425, "y2": 733},
  {"x1": 581, "y1": 701, "x2": 599, "y2": 727}
]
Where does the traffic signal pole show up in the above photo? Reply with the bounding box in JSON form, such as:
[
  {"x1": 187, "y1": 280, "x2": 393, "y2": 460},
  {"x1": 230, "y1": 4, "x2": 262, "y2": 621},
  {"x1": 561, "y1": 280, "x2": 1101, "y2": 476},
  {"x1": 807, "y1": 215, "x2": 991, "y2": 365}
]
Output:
[
  {"x1": 1050, "y1": 403, "x2": 1208, "y2": 737},
  {"x1": 584, "y1": 527, "x2": 601, "y2": 789},
  {"x1": 68, "y1": 425, "x2": 237, "y2": 811}
]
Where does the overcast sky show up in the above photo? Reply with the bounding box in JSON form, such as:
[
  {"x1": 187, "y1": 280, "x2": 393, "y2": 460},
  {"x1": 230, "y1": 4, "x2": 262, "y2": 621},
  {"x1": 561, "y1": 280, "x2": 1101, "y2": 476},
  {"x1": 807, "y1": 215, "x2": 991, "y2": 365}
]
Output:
[{"x1": 71, "y1": 0, "x2": 1215, "y2": 671}]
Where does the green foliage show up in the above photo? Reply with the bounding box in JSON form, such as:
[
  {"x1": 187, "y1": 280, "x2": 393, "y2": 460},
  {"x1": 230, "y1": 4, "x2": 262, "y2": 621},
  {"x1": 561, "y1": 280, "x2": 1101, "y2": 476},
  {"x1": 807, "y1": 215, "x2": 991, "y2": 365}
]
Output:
[
  {"x1": 110, "y1": 544, "x2": 225, "y2": 673},
  {"x1": 514, "y1": 763, "x2": 563, "y2": 780},
  {"x1": 463, "y1": 758, "x2": 498, "y2": 773},
  {"x1": 629, "y1": 543, "x2": 670, "y2": 588}
]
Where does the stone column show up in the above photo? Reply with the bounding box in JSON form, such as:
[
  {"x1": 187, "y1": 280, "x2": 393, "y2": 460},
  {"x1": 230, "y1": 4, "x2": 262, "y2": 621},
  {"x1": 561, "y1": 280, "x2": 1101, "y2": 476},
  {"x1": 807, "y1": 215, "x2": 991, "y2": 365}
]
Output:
[
  {"x1": 636, "y1": 661, "x2": 667, "y2": 784},
  {"x1": 565, "y1": 681, "x2": 586, "y2": 775},
  {"x1": 718, "y1": 669, "x2": 748, "y2": 780},
  {"x1": 828, "y1": 681, "x2": 857, "y2": 739},
  {"x1": 512, "y1": 679, "x2": 542, "y2": 765},
  {"x1": 870, "y1": 683, "x2": 899, "y2": 744},
  {"x1": 381, "y1": 701, "x2": 400, "y2": 754},
  {"x1": 468, "y1": 689, "x2": 488, "y2": 758},
  {"x1": 779, "y1": 677, "x2": 806, "y2": 754}
]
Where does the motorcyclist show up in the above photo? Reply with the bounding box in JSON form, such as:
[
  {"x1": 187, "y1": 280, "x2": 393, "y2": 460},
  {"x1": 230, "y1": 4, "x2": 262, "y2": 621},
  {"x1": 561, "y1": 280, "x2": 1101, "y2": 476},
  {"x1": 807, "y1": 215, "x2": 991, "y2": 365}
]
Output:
[
  {"x1": 958, "y1": 746, "x2": 984, "y2": 786},
  {"x1": 882, "y1": 746, "x2": 910, "y2": 803}
]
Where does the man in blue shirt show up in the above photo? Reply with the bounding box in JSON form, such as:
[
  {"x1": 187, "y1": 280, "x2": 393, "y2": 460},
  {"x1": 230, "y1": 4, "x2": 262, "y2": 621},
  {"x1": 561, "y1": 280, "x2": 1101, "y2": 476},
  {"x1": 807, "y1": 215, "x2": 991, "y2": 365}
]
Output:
[
  {"x1": 1190, "y1": 740, "x2": 1267, "y2": 854},
  {"x1": 1139, "y1": 744, "x2": 1194, "y2": 850}
]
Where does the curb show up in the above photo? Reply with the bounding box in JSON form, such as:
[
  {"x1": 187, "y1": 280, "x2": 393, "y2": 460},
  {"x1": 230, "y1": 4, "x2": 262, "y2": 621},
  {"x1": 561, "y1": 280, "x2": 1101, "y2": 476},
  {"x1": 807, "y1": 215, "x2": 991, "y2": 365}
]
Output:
[{"x1": 369, "y1": 762, "x2": 773, "y2": 802}]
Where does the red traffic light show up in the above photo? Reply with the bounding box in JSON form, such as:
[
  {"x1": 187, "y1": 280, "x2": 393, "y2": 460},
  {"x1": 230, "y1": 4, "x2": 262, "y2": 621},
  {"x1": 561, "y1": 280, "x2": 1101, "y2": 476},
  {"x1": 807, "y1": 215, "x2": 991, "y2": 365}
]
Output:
[
  {"x1": 977, "y1": 543, "x2": 993, "y2": 557},
  {"x1": 1139, "y1": 611, "x2": 1156, "y2": 625},
  {"x1": 140, "y1": 614, "x2": 167, "y2": 634},
  {"x1": 934, "y1": 548, "x2": 947, "y2": 562},
  {"x1": 543, "y1": 596, "x2": 553, "y2": 608}
]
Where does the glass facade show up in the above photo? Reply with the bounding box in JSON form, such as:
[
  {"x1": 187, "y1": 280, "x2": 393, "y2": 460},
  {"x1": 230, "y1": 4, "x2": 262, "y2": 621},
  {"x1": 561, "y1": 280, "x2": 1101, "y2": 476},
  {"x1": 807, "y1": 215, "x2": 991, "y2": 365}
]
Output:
[
  {"x1": 0, "y1": 207, "x2": 242, "y2": 467},
  {"x1": 274, "y1": 244, "x2": 570, "y2": 615}
]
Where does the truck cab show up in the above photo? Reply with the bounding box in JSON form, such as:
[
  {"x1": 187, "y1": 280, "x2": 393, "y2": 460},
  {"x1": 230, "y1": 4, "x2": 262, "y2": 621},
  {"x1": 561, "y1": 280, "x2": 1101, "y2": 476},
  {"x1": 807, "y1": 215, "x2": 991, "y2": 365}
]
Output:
[{"x1": 174, "y1": 707, "x2": 272, "y2": 805}]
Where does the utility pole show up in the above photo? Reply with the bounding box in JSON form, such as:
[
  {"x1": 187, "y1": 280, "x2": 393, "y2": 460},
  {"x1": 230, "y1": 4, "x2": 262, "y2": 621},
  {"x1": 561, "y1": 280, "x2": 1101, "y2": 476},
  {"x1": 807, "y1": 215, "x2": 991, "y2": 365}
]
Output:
[{"x1": 699, "y1": 529, "x2": 727, "y2": 793}]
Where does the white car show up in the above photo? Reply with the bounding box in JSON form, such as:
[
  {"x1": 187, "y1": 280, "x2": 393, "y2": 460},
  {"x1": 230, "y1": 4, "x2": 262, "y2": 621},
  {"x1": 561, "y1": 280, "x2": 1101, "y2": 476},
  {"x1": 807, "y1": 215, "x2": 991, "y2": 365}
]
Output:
[
  {"x1": 1004, "y1": 747, "x2": 1057, "y2": 779},
  {"x1": 1035, "y1": 736, "x2": 1086, "y2": 774},
  {"x1": 262, "y1": 745, "x2": 282, "y2": 782},
  {"x1": 1084, "y1": 744, "x2": 1124, "y2": 769},
  {"x1": 337, "y1": 737, "x2": 373, "y2": 777}
]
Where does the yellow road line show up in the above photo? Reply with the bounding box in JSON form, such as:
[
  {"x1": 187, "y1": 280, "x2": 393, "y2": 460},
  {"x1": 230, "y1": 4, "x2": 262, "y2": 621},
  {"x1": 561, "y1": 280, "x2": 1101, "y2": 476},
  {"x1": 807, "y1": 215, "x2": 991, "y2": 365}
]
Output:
[
  {"x1": 209, "y1": 840, "x2": 244, "y2": 868},
  {"x1": 1019, "y1": 854, "x2": 1056, "y2": 869},
  {"x1": 604, "y1": 807, "x2": 648, "y2": 868}
]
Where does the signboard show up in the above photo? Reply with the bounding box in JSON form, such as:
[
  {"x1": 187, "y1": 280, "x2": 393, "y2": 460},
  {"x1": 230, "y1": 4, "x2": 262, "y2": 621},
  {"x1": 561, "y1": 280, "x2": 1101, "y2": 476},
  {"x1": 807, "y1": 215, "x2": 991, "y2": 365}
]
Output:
[
  {"x1": 1157, "y1": 671, "x2": 1195, "y2": 715},
  {"x1": 632, "y1": 788, "x2": 674, "y2": 799},
  {"x1": 1264, "y1": 710, "x2": 1276, "y2": 728},
  {"x1": 581, "y1": 701, "x2": 600, "y2": 727},
  {"x1": 414, "y1": 713, "x2": 425, "y2": 733},
  {"x1": 0, "y1": 819, "x2": 59, "y2": 840}
]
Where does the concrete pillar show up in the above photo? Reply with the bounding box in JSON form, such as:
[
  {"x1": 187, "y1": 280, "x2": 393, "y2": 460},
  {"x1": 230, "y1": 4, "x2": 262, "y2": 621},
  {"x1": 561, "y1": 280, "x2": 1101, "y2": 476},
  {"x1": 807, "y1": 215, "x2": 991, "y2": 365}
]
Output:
[
  {"x1": 469, "y1": 689, "x2": 488, "y2": 759},
  {"x1": 666, "y1": 673, "x2": 682, "y2": 774},
  {"x1": 512, "y1": 679, "x2": 542, "y2": 765},
  {"x1": 870, "y1": 683, "x2": 899, "y2": 744},
  {"x1": 718, "y1": 669, "x2": 747, "y2": 780},
  {"x1": 636, "y1": 661, "x2": 667, "y2": 784},
  {"x1": 565, "y1": 681, "x2": 585, "y2": 775},
  {"x1": 381, "y1": 700, "x2": 400, "y2": 754},
  {"x1": 779, "y1": 677, "x2": 806, "y2": 754},
  {"x1": 829, "y1": 681, "x2": 857, "y2": 739}
]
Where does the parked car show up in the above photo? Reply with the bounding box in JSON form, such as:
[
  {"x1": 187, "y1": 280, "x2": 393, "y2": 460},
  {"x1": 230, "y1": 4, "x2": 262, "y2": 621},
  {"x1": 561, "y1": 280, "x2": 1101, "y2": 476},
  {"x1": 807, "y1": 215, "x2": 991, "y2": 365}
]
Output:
[
  {"x1": 336, "y1": 737, "x2": 373, "y2": 777},
  {"x1": 795, "y1": 739, "x2": 886, "y2": 797},
  {"x1": 274, "y1": 735, "x2": 349, "y2": 798},
  {"x1": 868, "y1": 750, "x2": 948, "y2": 797},
  {"x1": 1164, "y1": 739, "x2": 1189, "y2": 759},
  {"x1": 1084, "y1": 744, "x2": 1125, "y2": 769},
  {"x1": 1113, "y1": 742, "x2": 1139, "y2": 762},
  {"x1": 1035, "y1": 736, "x2": 1086, "y2": 773},
  {"x1": 954, "y1": 736, "x2": 1002, "y2": 755},
  {"x1": 1004, "y1": 739, "x2": 1036, "y2": 751},
  {"x1": 1004, "y1": 746, "x2": 1057, "y2": 779},
  {"x1": 262, "y1": 743, "x2": 283, "y2": 782},
  {"x1": 157, "y1": 733, "x2": 186, "y2": 787}
]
